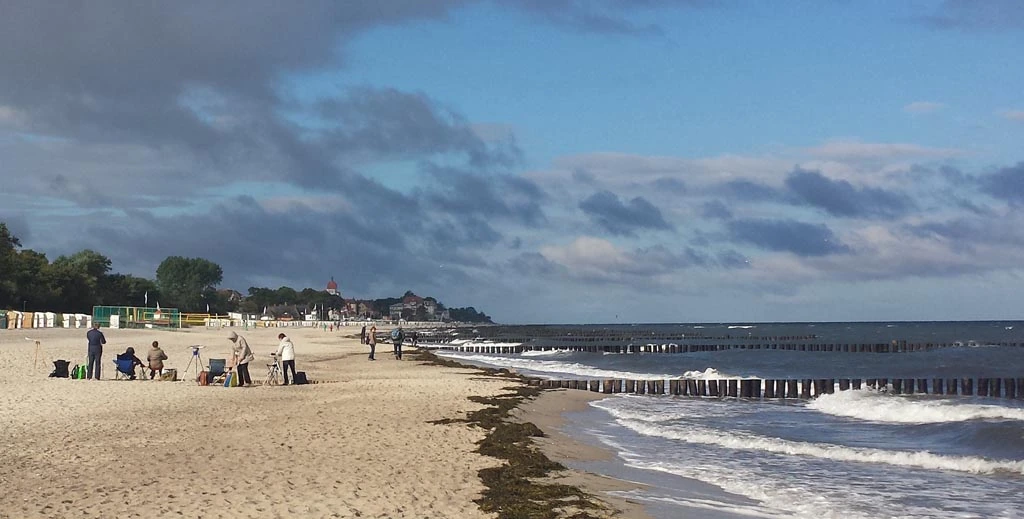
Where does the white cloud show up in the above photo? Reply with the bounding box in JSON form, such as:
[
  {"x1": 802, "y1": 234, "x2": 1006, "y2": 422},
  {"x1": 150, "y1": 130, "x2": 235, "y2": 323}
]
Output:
[
  {"x1": 1002, "y1": 110, "x2": 1024, "y2": 122},
  {"x1": 903, "y1": 101, "x2": 945, "y2": 114},
  {"x1": 540, "y1": 236, "x2": 631, "y2": 271},
  {"x1": 805, "y1": 139, "x2": 964, "y2": 162}
]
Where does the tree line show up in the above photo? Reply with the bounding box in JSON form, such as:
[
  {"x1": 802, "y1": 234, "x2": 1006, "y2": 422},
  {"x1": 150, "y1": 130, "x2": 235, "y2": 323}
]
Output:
[{"x1": 0, "y1": 222, "x2": 493, "y2": 322}]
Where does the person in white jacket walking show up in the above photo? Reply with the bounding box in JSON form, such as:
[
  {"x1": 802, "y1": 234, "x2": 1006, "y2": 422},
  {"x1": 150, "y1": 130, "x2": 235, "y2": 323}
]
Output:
[{"x1": 276, "y1": 333, "x2": 297, "y2": 386}]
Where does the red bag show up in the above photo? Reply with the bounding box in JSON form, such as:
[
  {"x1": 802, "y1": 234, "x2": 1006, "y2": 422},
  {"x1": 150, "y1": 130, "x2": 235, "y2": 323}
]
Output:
[{"x1": 197, "y1": 370, "x2": 209, "y2": 386}]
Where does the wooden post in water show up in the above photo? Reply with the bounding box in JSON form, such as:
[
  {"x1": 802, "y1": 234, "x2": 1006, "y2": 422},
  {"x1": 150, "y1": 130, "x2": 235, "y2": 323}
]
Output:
[
  {"x1": 751, "y1": 379, "x2": 762, "y2": 398},
  {"x1": 1006, "y1": 378, "x2": 1017, "y2": 399},
  {"x1": 1017, "y1": 378, "x2": 1024, "y2": 399},
  {"x1": 800, "y1": 380, "x2": 811, "y2": 398},
  {"x1": 945, "y1": 378, "x2": 957, "y2": 395},
  {"x1": 977, "y1": 378, "x2": 989, "y2": 397},
  {"x1": 903, "y1": 378, "x2": 915, "y2": 394},
  {"x1": 728, "y1": 379, "x2": 738, "y2": 397},
  {"x1": 892, "y1": 379, "x2": 903, "y2": 394},
  {"x1": 786, "y1": 380, "x2": 799, "y2": 398},
  {"x1": 932, "y1": 378, "x2": 943, "y2": 395},
  {"x1": 961, "y1": 378, "x2": 973, "y2": 395},
  {"x1": 637, "y1": 380, "x2": 647, "y2": 395},
  {"x1": 763, "y1": 379, "x2": 775, "y2": 398},
  {"x1": 653, "y1": 380, "x2": 665, "y2": 395},
  {"x1": 718, "y1": 379, "x2": 728, "y2": 397},
  {"x1": 839, "y1": 379, "x2": 850, "y2": 391},
  {"x1": 625, "y1": 380, "x2": 636, "y2": 393},
  {"x1": 992, "y1": 378, "x2": 1002, "y2": 398},
  {"x1": 696, "y1": 380, "x2": 707, "y2": 397},
  {"x1": 852, "y1": 378, "x2": 862, "y2": 390},
  {"x1": 708, "y1": 379, "x2": 720, "y2": 397},
  {"x1": 686, "y1": 379, "x2": 698, "y2": 396},
  {"x1": 669, "y1": 379, "x2": 680, "y2": 396},
  {"x1": 740, "y1": 380, "x2": 751, "y2": 398},
  {"x1": 603, "y1": 379, "x2": 614, "y2": 394}
]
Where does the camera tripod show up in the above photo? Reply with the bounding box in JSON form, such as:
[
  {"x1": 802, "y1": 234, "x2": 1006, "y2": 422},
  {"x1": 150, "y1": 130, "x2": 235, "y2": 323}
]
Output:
[{"x1": 184, "y1": 345, "x2": 205, "y2": 381}]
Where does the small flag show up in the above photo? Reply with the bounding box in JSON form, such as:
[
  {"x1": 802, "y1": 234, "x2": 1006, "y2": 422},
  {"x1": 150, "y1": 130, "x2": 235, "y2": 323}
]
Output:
[
  {"x1": 144, "y1": 291, "x2": 148, "y2": 305},
  {"x1": 206, "y1": 303, "x2": 210, "y2": 313}
]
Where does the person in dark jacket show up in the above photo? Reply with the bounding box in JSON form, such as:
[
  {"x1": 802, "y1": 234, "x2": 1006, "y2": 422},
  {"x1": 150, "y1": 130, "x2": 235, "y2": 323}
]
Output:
[
  {"x1": 361, "y1": 325, "x2": 367, "y2": 345},
  {"x1": 391, "y1": 327, "x2": 405, "y2": 360},
  {"x1": 116, "y1": 347, "x2": 145, "y2": 380},
  {"x1": 86, "y1": 322, "x2": 106, "y2": 380}
]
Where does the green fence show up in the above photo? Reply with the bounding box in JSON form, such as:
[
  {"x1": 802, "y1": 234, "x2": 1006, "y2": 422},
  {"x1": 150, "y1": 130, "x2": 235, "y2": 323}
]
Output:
[{"x1": 92, "y1": 306, "x2": 181, "y2": 329}]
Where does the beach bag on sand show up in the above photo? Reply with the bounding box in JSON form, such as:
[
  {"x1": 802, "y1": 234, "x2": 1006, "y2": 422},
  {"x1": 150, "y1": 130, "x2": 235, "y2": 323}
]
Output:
[
  {"x1": 71, "y1": 364, "x2": 86, "y2": 380},
  {"x1": 198, "y1": 370, "x2": 209, "y2": 386},
  {"x1": 293, "y1": 371, "x2": 308, "y2": 385},
  {"x1": 223, "y1": 372, "x2": 233, "y2": 388},
  {"x1": 50, "y1": 360, "x2": 70, "y2": 378}
]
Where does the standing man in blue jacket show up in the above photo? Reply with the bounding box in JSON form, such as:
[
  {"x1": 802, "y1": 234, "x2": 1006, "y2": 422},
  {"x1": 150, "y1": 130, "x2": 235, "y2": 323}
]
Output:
[{"x1": 86, "y1": 322, "x2": 106, "y2": 380}]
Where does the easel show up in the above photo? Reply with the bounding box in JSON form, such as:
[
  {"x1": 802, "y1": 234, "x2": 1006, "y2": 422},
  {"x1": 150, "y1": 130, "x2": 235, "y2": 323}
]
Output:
[
  {"x1": 184, "y1": 345, "x2": 205, "y2": 381},
  {"x1": 27, "y1": 338, "x2": 41, "y2": 369}
]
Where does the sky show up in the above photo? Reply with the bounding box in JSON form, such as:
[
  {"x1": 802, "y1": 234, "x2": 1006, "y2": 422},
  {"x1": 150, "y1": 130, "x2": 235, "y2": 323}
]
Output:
[{"x1": 1, "y1": 0, "x2": 1023, "y2": 324}]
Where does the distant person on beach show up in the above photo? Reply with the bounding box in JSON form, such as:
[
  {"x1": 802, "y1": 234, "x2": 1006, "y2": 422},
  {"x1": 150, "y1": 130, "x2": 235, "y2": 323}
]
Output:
[
  {"x1": 370, "y1": 324, "x2": 377, "y2": 342},
  {"x1": 116, "y1": 347, "x2": 145, "y2": 380},
  {"x1": 86, "y1": 322, "x2": 106, "y2": 380},
  {"x1": 367, "y1": 329, "x2": 376, "y2": 360},
  {"x1": 147, "y1": 341, "x2": 168, "y2": 379},
  {"x1": 391, "y1": 326, "x2": 405, "y2": 360},
  {"x1": 411, "y1": 331, "x2": 418, "y2": 347},
  {"x1": 228, "y1": 331, "x2": 253, "y2": 387},
  {"x1": 361, "y1": 325, "x2": 367, "y2": 344},
  {"x1": 276, "y1": 333, "x2": 297, "y2": 385}
]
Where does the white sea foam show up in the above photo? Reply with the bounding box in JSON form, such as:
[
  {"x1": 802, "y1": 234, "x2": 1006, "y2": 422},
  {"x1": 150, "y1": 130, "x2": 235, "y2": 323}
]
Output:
[
  {"x1": 520, "y1": 349, "x2": 573, "y2": 357},
  {"x1": 433, "y1": 351, "x2": 679, "y2": 380},
  {"x1": 807, "y1": 389, "x2": 1024, "y2": 423},
  {"x1": 681, "y1": 367, "x2": 732, "y2": 379},
  {"x1": 601, "y1": 408, "x2": 1024, "y2": 475},
  {"x1": 728, "y1": 325, "x2": 756, "y2": 329}
]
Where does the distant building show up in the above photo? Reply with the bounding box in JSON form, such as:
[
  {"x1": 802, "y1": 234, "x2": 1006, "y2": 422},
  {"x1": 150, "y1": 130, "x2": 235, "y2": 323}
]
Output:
[{"x1": 326, "y1": 277, "x2": 339, "y2": 296}]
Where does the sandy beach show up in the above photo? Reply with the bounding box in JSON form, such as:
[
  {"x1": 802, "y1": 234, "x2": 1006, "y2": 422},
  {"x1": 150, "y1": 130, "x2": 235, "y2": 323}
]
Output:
[{"x1": 0, "y1": 325, "x2": 648, "y2": 518}]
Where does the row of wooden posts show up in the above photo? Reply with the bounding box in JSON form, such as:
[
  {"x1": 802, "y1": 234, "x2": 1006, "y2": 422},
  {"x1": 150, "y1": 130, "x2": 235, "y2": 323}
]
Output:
[
  {"x1": 530, "y1": 376, "x2": 1024, "y2": 399},
  {"x1": 439, "y1": 341, "x2": 1020, "y2": 354}
]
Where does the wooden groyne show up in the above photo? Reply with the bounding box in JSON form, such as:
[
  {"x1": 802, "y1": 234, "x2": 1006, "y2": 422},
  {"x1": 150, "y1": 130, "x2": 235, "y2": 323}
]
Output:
[
  {"x1": 432, "y1": 339, "x2": 1024, "y2": 355},
  {"x1": 529, "y1": 376, "x2": 1024, "y2": 399}
]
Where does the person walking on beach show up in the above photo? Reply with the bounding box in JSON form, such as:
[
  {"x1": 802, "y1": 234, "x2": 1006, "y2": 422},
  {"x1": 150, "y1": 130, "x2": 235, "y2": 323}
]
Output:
[
  {"x1": 228, "y1": 331, "x2": 253, "y2": 387},
  {"x1": 367, "y1": 330, "x2": 376, "y2": 360},
  {"x1": 276, "y1": 333, "x2": 297, "y2": 385},
  {"x1": 360, "y1": 325, "x2": 367, "y2": 344},
  {"x1": 147, "y1": 340, "x2": 167, "y2": 379},
  {"x1": 391, "y1": 326, "x2": 405, "y2": 360},
  {"x1": 86, "y1": 322, "x2": 106, "y2": 380}
]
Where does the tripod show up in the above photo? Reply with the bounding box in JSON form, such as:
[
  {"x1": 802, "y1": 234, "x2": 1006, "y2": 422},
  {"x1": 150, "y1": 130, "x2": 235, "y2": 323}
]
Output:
[
  {"x1": 184, "y1": 346, "x2": 204, "y2": 381},
  {"x1": 265, "y1": 354, "x2": 281, "y2": 386}
]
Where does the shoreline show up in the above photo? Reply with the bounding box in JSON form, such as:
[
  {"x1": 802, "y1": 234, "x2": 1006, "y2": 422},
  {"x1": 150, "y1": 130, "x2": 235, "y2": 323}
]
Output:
[{"x1": 511, "y1": 389, "x2": 654, "y2": 519}]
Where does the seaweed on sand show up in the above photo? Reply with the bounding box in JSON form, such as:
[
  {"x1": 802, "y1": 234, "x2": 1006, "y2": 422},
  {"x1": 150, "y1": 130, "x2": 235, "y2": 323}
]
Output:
[{"x1": 413, "y1": 350, "x2": 611, "y2": 519}]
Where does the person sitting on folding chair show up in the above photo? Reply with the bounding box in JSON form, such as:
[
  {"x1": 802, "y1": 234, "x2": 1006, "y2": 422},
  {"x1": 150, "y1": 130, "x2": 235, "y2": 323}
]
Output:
[{"x1": 115, "y1": 347, "x2": 145, "y2": 380}]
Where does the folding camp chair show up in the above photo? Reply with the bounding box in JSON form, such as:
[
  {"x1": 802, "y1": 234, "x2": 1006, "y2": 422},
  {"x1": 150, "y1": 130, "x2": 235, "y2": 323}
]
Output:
[
  {"x1": 113, "y1": 358, "x2": 137, "y2": 380},
  {"x1": 205, "y1": 358, "x2": 226, "y2": 384}
]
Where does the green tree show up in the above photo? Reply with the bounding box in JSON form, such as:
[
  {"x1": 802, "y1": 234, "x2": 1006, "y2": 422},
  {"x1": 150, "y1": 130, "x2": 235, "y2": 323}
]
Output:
[
  {"x1": 0, "y1": 223, "x2": 22, "y2": 308},
  {"x1": 155, "y1": 256, "x2": 223, "y2": 311},
  {"x1": 101, "y1": 274, "x2": 158, "y2": 307}
]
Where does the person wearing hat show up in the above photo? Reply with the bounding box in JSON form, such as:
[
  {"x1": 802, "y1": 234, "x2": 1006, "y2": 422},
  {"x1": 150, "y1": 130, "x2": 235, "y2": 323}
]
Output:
[{"x1": 228, "y1": 331, "x2": 253, "y2": 386}]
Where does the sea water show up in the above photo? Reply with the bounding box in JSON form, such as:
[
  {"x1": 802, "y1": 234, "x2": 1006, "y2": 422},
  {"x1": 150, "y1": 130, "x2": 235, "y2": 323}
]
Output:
[{"x1": 432, "y1": 322, "x2": 1024, "y2": 518}]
